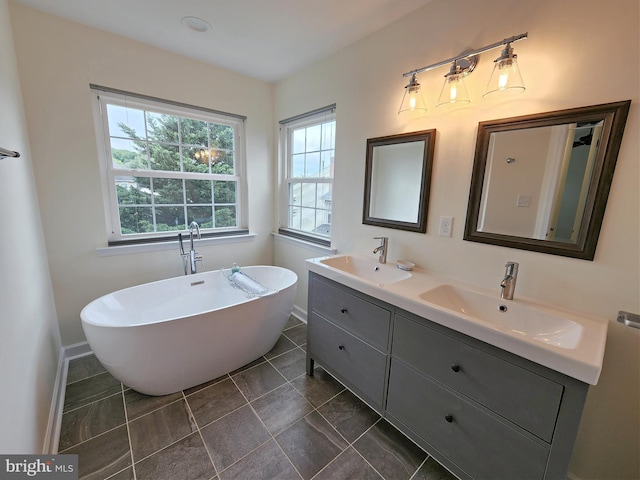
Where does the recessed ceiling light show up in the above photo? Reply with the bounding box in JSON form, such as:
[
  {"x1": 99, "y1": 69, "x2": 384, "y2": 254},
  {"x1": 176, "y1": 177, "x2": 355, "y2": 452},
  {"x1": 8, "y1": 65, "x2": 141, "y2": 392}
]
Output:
[{"x1": 181, "y1": 16, "x2": 212, "y2": 33}]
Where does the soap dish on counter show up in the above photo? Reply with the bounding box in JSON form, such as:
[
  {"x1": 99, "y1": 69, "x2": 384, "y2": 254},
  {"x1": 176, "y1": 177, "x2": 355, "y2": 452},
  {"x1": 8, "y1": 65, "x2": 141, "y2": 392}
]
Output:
[{"x1": 396, "y1": 260, "x2": 415, "y2": 271}]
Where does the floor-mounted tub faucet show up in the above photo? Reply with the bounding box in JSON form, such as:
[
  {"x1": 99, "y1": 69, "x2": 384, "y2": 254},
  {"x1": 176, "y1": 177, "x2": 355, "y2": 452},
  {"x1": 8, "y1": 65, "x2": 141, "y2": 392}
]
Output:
[
  {"x1": 500, "y1": 261, "x2": 519, "y2": 300},
  {"x1": 178, "y1": 222, "x2": 204, "y2": 275},
  {"x1": 373, "y1": 237, "x2": 388, "y2": 264}
]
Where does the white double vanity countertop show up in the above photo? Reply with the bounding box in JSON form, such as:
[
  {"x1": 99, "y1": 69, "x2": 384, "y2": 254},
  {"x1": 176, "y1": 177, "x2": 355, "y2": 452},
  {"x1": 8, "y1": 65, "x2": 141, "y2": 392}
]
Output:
[{"x1": 306, "y1": 253, "x2": 608, "y2": 385}]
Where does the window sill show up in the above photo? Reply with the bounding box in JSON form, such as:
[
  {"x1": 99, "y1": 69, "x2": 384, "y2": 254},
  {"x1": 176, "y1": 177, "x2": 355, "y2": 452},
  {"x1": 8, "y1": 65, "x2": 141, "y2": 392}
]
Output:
[
  {"x1": 272, "y1": 232, "x2": 336, "y2": 255},
  {"x1": 96, "y1": 232, "x2": 257, "y2": 257}
]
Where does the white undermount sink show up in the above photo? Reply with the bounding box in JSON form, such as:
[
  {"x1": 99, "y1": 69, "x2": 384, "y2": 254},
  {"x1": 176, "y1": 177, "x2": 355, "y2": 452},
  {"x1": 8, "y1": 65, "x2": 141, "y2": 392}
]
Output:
[
  {"x1": 319, "y1": 254, "x2": 412, "y2": 286},
  {"x1": 419, "y1": 285, "x2": 584, "y2": 349}
]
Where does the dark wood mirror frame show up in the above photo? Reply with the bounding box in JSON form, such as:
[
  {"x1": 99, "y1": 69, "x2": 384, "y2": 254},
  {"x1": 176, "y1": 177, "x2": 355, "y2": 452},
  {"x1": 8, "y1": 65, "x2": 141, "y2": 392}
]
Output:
[
  {"x1": 464, "y1": 100, "x2": 631, "y2": 260},
  {"x1": 363, "y1": 130, "x2": 436, "y2": 233}
]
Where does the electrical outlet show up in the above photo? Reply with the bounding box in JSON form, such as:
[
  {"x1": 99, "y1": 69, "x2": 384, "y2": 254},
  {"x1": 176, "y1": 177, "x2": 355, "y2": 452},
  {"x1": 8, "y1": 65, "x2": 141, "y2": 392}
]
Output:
[
  {"x1": 439, "y1": 216, "x2": 453, "y2": 237},
  {"x1": 517, "y1": 194, "x2": 531, "y2": 207}
]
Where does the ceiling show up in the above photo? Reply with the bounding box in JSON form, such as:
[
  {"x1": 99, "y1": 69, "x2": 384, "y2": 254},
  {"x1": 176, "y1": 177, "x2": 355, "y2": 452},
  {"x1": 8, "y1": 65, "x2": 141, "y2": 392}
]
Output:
[{"x1": 12, "y1": 0, "x2": 432, "y2": 82}]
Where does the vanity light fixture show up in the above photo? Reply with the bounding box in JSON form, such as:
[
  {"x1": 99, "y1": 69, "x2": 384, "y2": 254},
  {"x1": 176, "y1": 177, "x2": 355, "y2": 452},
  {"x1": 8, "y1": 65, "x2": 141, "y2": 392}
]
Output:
[
  {"x1": 398, "y1": 74, "x2": 428, "y2": 114},
  {"x1": 436, "y1": 60, "x2": 473, "y2": 108},
  {"x1": 483, "y1": 43, "x2": 525, "y2": 97},
  {"x1": 399, "y1": 32, "x2": 527, "y2": 113}
]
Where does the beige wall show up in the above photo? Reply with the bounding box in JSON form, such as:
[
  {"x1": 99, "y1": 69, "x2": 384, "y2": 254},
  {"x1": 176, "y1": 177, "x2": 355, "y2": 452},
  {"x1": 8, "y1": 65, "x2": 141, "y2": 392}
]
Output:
[
  {"x1": 9, "y1": 3, "x2": 276, "y2": 345},
  {"x1": 274, "y1": 0, "x2": 639, "y2": 478},
  {"x1": 0, "y1": 0, "x2": 61, "y2": 453}
]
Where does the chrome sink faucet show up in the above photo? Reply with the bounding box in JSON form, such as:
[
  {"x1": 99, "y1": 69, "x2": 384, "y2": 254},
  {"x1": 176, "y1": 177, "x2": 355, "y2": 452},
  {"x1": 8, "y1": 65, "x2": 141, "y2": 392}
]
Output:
[
  {"x1": 373, "y1": 237, "x2": 388, "y2": 264},
  {"x1": 500, "y1": 261, "x2": 519, "y2": 300},
  {"x1": 178, "y1": 221, "x2": 204, "y2": 275}
]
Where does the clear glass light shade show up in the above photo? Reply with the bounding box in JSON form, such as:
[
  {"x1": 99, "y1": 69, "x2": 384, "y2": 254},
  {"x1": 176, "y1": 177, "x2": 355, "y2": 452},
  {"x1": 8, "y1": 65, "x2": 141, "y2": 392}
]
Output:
[
  {"x1": 436, "y1": 74, "x2": 471, "y2": 108},
  {"x1": 483, "y1": 57, "x2": 526, "y2": 97},
  {"x1": 398, "y1": 75, "x2": 428, "y2": 114}
]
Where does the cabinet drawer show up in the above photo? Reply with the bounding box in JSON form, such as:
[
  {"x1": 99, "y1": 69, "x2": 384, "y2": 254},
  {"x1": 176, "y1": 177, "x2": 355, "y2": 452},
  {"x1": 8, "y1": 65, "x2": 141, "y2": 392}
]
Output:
[
  {"x1": 387, "y1": 360, "x2": 549, "y2": 480},
  {"x1": 309, "y1": 313, "x2": 386, "y2": 408},
  {"x1": 393, "y1": 314, "x2": 563, "y2": 442},
  {"x1": 311, "y1": 276, "x2": 391, "y2": 351}
]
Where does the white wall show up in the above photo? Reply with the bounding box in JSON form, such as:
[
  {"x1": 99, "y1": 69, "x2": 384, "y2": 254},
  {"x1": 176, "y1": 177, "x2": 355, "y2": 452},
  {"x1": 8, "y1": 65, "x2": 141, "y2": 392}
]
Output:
[
  {"x1": 9, "y1": 3, "x2": 276, "y2": 345},
  {"x1": 274, "y1": 0, "x2": 639, "y2": 478},
  {"x1": 0, "y1": 0, "x2": 62, "y2": 453}
]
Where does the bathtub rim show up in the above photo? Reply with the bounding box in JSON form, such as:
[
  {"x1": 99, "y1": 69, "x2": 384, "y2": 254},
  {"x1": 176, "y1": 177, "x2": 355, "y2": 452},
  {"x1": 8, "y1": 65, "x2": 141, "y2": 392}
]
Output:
[{"x1": 80, "y1": 265, "x2": 298, "y2": 328}]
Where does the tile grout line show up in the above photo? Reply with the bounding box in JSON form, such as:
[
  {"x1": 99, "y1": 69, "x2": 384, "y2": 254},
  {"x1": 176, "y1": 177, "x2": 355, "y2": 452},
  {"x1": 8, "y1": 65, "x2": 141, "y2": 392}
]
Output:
[
  {"x1": 226, "y1": 375, "x2": 305, "y2": 479},
  {"x1": 181, "y1": 389, "x2": 220, "y2": 480},
  {"x1": 61, "y1": 390, "x2": 123, "y2": 417},
  {"x1": 123, "y1": 395, "x2": 185, "y2": 424},
  {"x1": 125, "y1": 386, "x2": 228, "y2": 468},
  {"x1": 309, "y1": 412, "x2": 387, "y2": 480},
  {"x1": 65, "y1": 368, "x2": 108, "y2": 387},
  {"x1": 259, "y1": 356, "x2": 356, "y2": 480},
  {"x1": 293, "y1": 357, "x2": 435, "y2": 479},
  {"x1": 120, "y1": 383, "x2": 138, "y2": 480},
  {"x1": 409, "y1": 456, "x2": 430, "y2": 480},
  {"x1": 287, "y1": 362, "x2": 421, "y2": 480},
  {"x1": 57, "y1": 382, "x2": 129, "y2": 455}
]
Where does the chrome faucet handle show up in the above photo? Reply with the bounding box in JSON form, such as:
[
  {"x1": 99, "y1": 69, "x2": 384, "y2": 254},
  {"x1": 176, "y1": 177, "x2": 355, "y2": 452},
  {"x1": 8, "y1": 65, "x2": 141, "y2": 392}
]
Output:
[
  {"x1": 373, "y1": 236, "x2": 388, "y2": 248},
  {"x1": 505, "y1": 261, "x2": 519, "y2": 275},
  {"x1": 500, "y1": 262, "x2": 519, "y2": 300},
  {"x1": 373, "y1": 237, "x2": 388, "y2": 263}
]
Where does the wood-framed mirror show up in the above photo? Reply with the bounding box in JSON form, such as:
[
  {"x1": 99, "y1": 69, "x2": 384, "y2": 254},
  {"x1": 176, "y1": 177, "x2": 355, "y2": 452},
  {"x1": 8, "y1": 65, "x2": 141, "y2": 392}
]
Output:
[
  {"x1": 464, "y1": 100, "x2": 631, "y2": 260},
  {"x1": 363, "y1": 129, "x2": 436, "y2": 233}
]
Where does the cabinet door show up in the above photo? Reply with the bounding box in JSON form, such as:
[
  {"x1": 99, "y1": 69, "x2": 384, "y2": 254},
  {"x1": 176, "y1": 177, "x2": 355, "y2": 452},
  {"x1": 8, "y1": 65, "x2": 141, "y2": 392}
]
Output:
[
  {"x1": 387, "y1": 359, "x2": 549, "y2": 480},
  {"x1": 309, "y1": 313, "x2": 387, "y2": 408},
  {"x1": 393, "y1": 314, "x2": 563, "y2": 442}
]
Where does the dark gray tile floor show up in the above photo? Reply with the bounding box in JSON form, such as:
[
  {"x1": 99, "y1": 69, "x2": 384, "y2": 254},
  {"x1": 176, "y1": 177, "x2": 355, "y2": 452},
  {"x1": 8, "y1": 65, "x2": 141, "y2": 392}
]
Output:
[{"x1": 59, "y1": 316, "x2": 457, "y2": 480}]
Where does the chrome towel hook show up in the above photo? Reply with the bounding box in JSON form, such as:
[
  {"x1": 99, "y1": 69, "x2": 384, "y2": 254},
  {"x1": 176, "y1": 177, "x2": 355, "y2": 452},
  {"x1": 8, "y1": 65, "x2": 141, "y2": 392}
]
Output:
[{"x1": 0, "y1": 146, "x2": 21, "y2": 159}]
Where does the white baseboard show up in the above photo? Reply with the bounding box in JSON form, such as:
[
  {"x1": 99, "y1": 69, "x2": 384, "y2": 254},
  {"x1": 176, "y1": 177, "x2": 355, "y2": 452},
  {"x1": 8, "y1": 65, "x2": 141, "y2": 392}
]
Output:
[
  {"x1": 43, "y1": 341, "x2": 92, "y2": 453},
  {"x1": 42, "y1": 347, "x2": 66, "y2": 454},
  {"x1": 64, "y1": 341, "x2": 92, "y2": 360},
  {"x1": 291, "y1": 305, "x2": 307, "y2": 323}
]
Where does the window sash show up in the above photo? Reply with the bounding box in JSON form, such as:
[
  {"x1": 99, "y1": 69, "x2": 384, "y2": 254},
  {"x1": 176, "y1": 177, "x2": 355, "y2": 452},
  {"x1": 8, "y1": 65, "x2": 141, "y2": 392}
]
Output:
[
  {"x1": 279, "y1": 107, "x2": 335, "y2": 242},
  {"x1": 93, "y1": 88, "x2": 246, "y2": 242}
]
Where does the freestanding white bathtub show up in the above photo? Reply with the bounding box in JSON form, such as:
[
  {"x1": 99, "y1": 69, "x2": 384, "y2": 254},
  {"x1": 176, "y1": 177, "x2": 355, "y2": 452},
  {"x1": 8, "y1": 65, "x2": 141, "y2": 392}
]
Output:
[{"x1": 81, "y1": 266, "x2": 297, "y2": 395}]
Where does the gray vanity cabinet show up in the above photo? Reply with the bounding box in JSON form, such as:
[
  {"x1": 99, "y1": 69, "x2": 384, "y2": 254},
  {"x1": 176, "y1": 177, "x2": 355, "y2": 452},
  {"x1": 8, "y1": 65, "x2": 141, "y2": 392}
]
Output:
[
  {"x1": 306, "y1": 273, "x2": 392, "y2": 412},
  {"x1": 387, "y1": 360, "x2": 549, "y2": 479},
  {"x1": 306, "y1": 273, "x2": 590, "y2": 479}
]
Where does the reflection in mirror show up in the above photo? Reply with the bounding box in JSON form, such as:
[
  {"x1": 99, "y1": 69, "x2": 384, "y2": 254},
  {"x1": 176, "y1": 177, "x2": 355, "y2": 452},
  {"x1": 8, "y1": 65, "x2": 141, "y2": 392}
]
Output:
[
  {"x1": 363, "y1": 130, "x2": 436, "y2": 233},
  {"x1": 478, "y1": 121, "x2": 604, "y2": 242},
  {"x1": 465, "y1": 100, "x2": 630, "y2": 260}
]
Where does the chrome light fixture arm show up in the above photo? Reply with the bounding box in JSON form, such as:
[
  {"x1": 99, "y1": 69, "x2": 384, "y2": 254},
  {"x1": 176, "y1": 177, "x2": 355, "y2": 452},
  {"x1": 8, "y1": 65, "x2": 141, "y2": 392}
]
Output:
[{"x1": 402, "y1": 33, "x2": 528, "y2": 78}]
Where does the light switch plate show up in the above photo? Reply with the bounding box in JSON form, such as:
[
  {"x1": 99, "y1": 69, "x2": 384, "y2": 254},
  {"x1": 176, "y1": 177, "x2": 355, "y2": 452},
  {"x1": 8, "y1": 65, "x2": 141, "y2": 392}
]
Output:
[{"x1": 517, "y1": 195, "x2": 531, "y2": 207}]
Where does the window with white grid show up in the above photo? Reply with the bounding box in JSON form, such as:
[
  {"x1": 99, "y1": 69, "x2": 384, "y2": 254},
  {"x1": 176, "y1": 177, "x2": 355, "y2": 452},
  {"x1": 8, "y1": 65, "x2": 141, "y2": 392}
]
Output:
[
  {"x1": 279, "y1": 106, "x2": 336, "y2": 245},
  {"x1": 92, "y1": 86, "x2": 247, "y2": 244}
]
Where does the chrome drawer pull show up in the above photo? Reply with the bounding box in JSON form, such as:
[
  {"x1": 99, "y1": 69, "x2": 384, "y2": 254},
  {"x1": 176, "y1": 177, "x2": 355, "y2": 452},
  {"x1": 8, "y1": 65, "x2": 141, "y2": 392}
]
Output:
[
  {"x1": 445, "y1": 414, "x2": 454, "y2": 423},
  {"x1": 451, "y1": 364, "x2": 460, "y2": 373}
]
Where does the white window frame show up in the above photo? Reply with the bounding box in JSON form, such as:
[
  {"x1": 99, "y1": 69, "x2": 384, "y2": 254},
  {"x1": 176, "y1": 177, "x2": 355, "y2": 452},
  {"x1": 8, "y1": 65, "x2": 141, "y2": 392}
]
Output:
[
  {"x1": 279, "y1": 105, "x2": 336, "y2": 246},
  {"x1": 91, "y1": 85, "x2": 248, "y2": 244}
]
